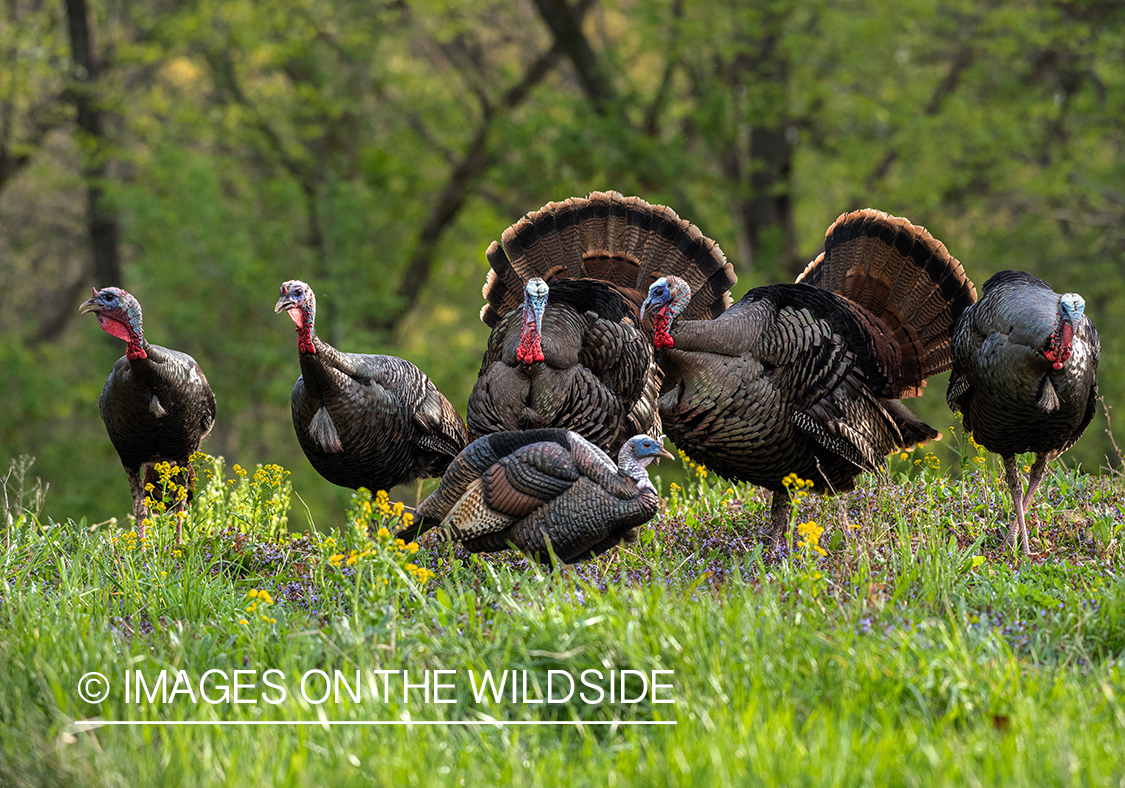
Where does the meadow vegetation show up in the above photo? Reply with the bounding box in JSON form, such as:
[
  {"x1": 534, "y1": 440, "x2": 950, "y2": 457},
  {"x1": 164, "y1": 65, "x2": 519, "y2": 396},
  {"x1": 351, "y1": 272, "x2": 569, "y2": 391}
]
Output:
[
  {"x1": 4, "y1": 0, "x2": 1125, "y2": 531},
  {"x1": 2, "y1": 427, "x2": 1124, "y2": 786}
]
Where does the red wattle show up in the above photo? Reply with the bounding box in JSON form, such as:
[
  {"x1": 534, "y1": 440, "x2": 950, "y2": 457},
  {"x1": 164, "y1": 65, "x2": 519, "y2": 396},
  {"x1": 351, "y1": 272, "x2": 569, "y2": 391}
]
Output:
[
  {"x1": 297, "y1": 327, "x2": 316, "y2": 354},
  {"x1": 289, "y1": 307, "x2": 316, "y2": 354},
  {"x1": 517, "y1": 331, "x2": 544, "y2": 364},
  {"x1": 99, "y1": 315, "x2": 146, "y2": 359},
  {"x1": 1043, "y1": 323, "x2": 1074, "y2": 370},
  {"x1": 98, "y1": 314, "x2": 132, "y2": 343},
  {"x1": 654, "y1": 313, "x2": 675, "y2": 349}
]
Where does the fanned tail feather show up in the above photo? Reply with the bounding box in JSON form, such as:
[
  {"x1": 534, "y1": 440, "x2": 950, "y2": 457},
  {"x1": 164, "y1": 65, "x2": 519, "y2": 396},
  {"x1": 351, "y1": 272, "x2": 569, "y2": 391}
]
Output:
[
  {"x1": 480, "y1": 191, "x2": 737, "y2": 326},
  {"x1": 798, "y1": 208, "x2": 977, "y2": 396}
]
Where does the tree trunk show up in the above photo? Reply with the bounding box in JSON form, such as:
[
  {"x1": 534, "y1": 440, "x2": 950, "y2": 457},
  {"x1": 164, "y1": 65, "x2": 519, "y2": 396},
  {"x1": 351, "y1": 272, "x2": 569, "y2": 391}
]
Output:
[
  {"x1": 532, "y1": 0, "x2": 616, "y2": 115},
  {"x1": 65, "y1": 0, "x2": 122, "y2": 288},
  {"x1": 730, "y1": 17, "x2": 799, "y2": 278}
]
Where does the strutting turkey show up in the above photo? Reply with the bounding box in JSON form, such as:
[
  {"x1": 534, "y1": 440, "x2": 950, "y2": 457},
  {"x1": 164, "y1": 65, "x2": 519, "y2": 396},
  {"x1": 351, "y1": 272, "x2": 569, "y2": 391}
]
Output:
[
  {"x1": 81, "y1": 286, "x2": 216, "y2": 544},
  {"x1": 641, "y1": 209, "x2": 978, "y2": 544},
  {"x1": 398, "y1": 429, "x2": 674, "y2": 564},
  {"x1": 466, "y1": 190, "x2": 737, "y2": 456},
  {"x1": 275, "y1": 280, "x2": 469, "y2": 494},
  {"x1": 947, "y1": 270, "x2": 1099, "y2": 555}
]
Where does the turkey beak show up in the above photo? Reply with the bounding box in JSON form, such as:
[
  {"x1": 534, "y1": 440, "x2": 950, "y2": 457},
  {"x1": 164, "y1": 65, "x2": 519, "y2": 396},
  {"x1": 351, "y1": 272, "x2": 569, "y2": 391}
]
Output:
[
  {"x1": 640, "y1": 294, "x2": 654, "y2": 322},
  {"x1": 274, "y1": 294, "x2": 296, "y2": 314},
  {"x1": 640, "y1": 292, "x2": 669, "y2": 324},
  {"x1": 79, "y1": 289, "x2": 102, "y2": 314},
  {"x1": 655, "y1": 447, "x2": 675, "y2": 461}
]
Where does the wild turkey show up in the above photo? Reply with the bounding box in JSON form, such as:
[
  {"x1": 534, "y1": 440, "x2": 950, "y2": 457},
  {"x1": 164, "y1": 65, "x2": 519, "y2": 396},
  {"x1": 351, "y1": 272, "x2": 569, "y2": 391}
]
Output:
[
  {"x1": 947, "y1": 270, "x2": 1100, "y2": 554},
  {"x1": 80, "y1": 286, "x2": 216, "y2": 543},
  {"x1": 466, "y1": 190, "x2": 737, "y2": 456},
  {"x1": 641, "y1": 209, "x2": 977, "y2": 544},
  {"x1": 399, "y1": 429, "x2": 674, "y2": 564},
  {"x1": 274, "y1": 279, "x2": 469, "y2": 494}
]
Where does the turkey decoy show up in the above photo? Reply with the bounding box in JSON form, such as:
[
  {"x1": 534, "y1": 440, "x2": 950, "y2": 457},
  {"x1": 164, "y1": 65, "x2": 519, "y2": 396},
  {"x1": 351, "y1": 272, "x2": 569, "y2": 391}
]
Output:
[
  {"x1": 467, "y1": 190, "x2": 736, "y2": 456},
  {"x1": 275, "y1": 279, "x2": 469, "y2": 494},
  {"x1": 81, "y1": 286, "x2": 216, "y2": 543},
  {"x1": 641, "y1": 209, "x2": 977, "y2": 545},
  {"x1": 947, "y1": 270, "x2": 1100, "y2": 554},
  {"x1": 399, "y1": 429, "x2": 674, "y2": 564}
]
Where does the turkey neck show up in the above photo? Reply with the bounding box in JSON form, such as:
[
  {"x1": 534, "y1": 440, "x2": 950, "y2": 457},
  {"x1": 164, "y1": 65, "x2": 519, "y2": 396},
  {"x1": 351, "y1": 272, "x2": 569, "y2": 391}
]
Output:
[
  {"x1": 516, "y1": 302, "x2": 545, "y2": 364},
  {"x1": 124, "y1": 341, "x2": 166, "y2": 373},
  {"x1": 617, "y1": 450, "x2": 654, "y2": 492},
  {"x1": 298, "y1": 334, "x2": 361, "y2": 398}
]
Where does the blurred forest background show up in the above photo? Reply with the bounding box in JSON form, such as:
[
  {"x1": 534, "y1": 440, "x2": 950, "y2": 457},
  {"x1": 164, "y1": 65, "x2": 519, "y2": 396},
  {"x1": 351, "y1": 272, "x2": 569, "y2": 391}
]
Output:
[{"x1": 2, "y1": 0, "x2": 1124, "y2": 531}]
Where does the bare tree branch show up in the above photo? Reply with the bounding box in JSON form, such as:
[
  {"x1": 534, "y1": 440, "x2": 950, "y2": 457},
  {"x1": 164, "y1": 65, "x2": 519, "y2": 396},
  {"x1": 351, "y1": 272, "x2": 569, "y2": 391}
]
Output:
[
  {"x1": 0, "y1": 97, "x2": 65, "y2": 194},
  {"x1": 382, "y1": 42, "x2": 567, "y2": 330},
  {"x1": 531, "y1": 0, "x2": 616, "y2": 115},
  {"x1": 642, "y1": 0, "x2": 682, "y2": 138},
  {"x1": 33, "y1": 273, "x2": 90, "y2": 345},
  {"x1": 203, "y1": 48, "x2": 309, "y2": 182}
]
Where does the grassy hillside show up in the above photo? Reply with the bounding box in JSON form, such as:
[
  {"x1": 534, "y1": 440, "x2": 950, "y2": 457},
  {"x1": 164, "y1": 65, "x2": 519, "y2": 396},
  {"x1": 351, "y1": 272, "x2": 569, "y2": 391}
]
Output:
[{"x1": 1, "y1": 443, "x2": 1124, "y2": 786}]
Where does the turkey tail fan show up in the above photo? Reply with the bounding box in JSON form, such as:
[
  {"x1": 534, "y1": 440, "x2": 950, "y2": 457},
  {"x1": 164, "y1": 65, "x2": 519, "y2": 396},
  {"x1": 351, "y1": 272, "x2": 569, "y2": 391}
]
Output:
[
  {"x1": 798, "y1": 208, "x2": 977, "y2": 397},
  {"x1": 480, "y1": 191, "x2": 737, "y2": 327},
  {"x1": 479, "y1": 268, "x2": 512, "y2": 328}
]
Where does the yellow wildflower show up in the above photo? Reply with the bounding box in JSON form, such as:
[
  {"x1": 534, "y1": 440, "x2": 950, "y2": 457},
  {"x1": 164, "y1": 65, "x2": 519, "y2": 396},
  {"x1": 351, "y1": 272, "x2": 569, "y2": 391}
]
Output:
[{"x1": 796, "y1": 520, "x2": 827, "y2": 556}]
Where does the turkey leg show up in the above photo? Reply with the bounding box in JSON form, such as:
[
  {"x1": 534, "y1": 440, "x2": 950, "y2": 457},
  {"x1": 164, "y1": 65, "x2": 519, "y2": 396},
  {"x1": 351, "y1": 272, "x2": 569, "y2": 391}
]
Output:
[{"x1": 1001, "y1": 455, "x2": 1029, "y2": 555}]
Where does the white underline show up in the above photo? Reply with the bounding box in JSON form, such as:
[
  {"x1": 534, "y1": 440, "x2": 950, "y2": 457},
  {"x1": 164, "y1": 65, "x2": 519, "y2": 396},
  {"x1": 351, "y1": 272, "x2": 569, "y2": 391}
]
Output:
[{"x1": 72, "y1": 719, "x2": 676, "y2": 729}]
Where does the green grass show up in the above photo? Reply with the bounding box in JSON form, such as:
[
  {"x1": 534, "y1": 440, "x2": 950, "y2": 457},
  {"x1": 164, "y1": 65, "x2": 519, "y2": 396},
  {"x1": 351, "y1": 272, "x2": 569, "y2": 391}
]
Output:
[{"x1": 1, "y1": 442, "x2": 1124, "y2": 787}]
